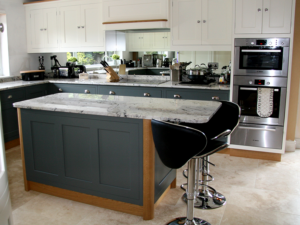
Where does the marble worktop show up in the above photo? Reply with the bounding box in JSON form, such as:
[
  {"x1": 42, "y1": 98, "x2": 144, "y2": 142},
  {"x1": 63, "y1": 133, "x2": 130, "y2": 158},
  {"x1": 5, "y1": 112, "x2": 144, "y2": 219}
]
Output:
[
  {"x1": 13, "y1": 93, "x2": 222, "y2": 123},
  {"x1": 0, "y1": 75, "x2": 230, "y2": 91}
]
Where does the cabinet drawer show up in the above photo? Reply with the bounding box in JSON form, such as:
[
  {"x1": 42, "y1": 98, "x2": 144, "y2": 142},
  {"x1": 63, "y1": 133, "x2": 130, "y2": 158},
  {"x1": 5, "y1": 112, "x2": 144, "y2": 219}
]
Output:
[
  {"x1": 51, "y1": 84, "x2": 97, "y2": 94},
  {"x1": 165, "y1": 89, "x2": 229, "y2": 101},
  {"x1": 1, "y1": 88, "x2": 26, "y2": 104},
  {"x1": 98, "y1": 86, "x2": 162, "y2": 98}
]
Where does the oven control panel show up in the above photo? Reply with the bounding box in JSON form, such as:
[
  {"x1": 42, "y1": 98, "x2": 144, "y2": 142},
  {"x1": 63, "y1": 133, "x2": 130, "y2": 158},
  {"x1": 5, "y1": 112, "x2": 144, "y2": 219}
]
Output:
[
  {"x1": 235, "y1": 38, "x2": 290, "y2": 47},
  {"x1": 234, "y1": 76, "x2": 287, "y2": 88}
]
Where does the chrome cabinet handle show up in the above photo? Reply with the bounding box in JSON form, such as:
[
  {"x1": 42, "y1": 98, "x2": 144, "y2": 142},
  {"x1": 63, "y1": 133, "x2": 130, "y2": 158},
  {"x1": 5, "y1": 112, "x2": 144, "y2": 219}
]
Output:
[
  {"x1": 85, "y1": 90, "x2": 90, "y2": 94},
  {"x1": 81, "y1": 26, "x2": 84, "y2": 28},
  {"x1": 8, "y1": 95, "x2": 12, "y2": 99},
  {"x1": 203, "y1": 20, "x2": 206, "y2": 23},
  {"x1": 58, "y1": 88, "x2": 63, "y2": 92},
  {"x1": 265, "y1": 8, "x2": 268, "y2": 12},
  {"x1": 258, "y1": 8, "x2": 261, "y2": 12},
  {"x1": 174, "y1": 94, "x2": 181, "y2": 98},
  {"x1": 78, "y1": 26, "x2": 81, "y2": 29},
  {"x1": 144, "y1": 93, "x2": 150, "y2": 97},
  {"x1": 44, "y1": 28, "x2": 47, "y2": 31},
  {"x1": 109, "y1": 91, "x2": 115, "y2": 95},
  {"x1": 40, "y1": 28, "x2": 43, "y2": 31},
  {"x1": 212, "y1": 96, "x2": 219, "y2": 100},
  {"x1": 197, "y1": 20, "x2": 201, "y2": 23}
]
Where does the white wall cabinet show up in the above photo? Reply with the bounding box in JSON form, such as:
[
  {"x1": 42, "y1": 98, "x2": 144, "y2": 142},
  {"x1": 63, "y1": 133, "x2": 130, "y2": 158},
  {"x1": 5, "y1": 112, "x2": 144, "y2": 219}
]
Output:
[
  {"x1": 171, "y1": 0, "x2": 232, "y2": 51},
  {"x1": 127, "y1": 32, "x2": 170, "y2": 51},
  {"x1": 25, "y1": 0, "x2": 105, "y2": 53},
  {"x1": 59, "y1": 2, "x2": 104, "y2": 51},
  {"x1": 235, "y1": 0, "x2": 293, "y2": 34},
  {"x1": 26, "y1": 6, "x2": 59, "y2": 52}
]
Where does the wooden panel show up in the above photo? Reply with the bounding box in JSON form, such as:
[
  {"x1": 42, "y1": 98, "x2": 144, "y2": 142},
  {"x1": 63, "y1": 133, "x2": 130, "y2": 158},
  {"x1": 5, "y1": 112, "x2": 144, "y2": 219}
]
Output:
[
  {"x1": 143, "y1": 120, "x2": 155, "y2": 220},
  {"x1": 98, "y1": 129, "x2": 131, "y2": 189},
  {"x1": 218, "y1": 148, "x2": 281, "y2": 161},
  {"x1": 31, "y1": 121, "x2": 58, "y2": 175},
  {"x1": 28, "y1": 181, "x2": 144, "y2": 216},
  {"x1": 17, "y1": 108, "x2": 29, "y2": 191},
  {"x1": 235, "y1": 0, "x2": 263, "y2": 34},
  {"x1": 103, "y1": 19, "x2": 167, "y2": 25},
  {"x1": 154, "y1": 185, "x2": 170, "y2": 209},
  {"x1": 5, "y1": 139, "x2": 20, "y2": 151},
  {"x1": 62, "y1": 125, "x2": 92, "y2": 182},
  {"x1": 24, "y1": 0, "x2": 57, "y2": 5},
  {"x1": 171, "y1": 178, "x2": 176, "y2": 189},
  {"x1": 103, "y1": 0, "x2": 168, "y2": 23},
  {"x1": 287, "y1": 1, "x2": 300, "y2": 141}
]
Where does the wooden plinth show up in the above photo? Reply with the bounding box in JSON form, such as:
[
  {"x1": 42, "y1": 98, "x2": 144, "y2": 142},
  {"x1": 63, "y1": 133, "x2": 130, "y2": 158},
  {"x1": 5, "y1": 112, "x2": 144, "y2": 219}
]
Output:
[
  {"x1": 5, "y1": 138, "x2": 20, "y2": 150},
  {"x1": 218, "y1": 148, "x2": 281, "y2": 161}
]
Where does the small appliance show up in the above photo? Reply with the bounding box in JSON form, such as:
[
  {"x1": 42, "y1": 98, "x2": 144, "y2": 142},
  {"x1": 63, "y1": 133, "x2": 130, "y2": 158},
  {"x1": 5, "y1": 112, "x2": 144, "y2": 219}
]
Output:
[
  {"x1": 143, "y1": 55, "x2": 153, "y2": 67},
  {"x1": 20, "y1": 70, "x2": 45, "y2": 81}
]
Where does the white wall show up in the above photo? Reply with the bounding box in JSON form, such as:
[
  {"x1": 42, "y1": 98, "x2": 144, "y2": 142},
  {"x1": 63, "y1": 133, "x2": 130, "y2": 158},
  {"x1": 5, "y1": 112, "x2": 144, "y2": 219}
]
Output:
[{"x1": 0, "y1": 0, "x2": 38, "y2": 76}]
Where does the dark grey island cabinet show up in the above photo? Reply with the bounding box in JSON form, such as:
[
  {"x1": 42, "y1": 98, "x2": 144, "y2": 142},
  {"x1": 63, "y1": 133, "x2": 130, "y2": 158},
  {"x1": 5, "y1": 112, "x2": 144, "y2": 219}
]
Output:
[{"x1": 19, "y1": 109, "x2": 176, "y2": 220}]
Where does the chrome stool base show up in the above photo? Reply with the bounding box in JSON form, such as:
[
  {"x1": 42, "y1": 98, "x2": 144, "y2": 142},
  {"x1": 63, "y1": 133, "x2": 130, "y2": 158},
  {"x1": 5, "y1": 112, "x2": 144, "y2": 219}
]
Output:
[
  {"x1": 182, "y1": 190, "x2": 226, "y2": 209},
  {"x1": 166, "y1": 217, "x2": 211, "y2": 225}
]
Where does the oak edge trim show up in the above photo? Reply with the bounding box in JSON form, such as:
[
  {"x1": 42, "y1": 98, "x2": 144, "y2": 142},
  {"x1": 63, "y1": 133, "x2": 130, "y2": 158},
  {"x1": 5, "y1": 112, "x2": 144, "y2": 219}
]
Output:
[
  {"x1": 17, "y1": 108, "x2": 29, "y2": 191},
  {"x1": 28, "y1": 181, "x2": 144, "y2": 216},
  {"x1": 23, "y1": 0, "x2": 58, "y2": 5},
  {"x1": 103, "y1": 19, "x2": 168, "y2": 25}
]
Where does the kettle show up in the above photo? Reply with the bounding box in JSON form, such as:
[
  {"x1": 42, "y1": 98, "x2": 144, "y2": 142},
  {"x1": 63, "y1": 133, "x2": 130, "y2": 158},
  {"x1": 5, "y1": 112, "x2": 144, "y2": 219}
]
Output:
[{"x1": 156, "y1": 59, "x2": 162, "y2": 68}]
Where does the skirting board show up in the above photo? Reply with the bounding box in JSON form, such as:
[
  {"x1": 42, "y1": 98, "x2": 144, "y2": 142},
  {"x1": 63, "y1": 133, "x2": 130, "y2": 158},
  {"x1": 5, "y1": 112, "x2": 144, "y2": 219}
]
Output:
[
  {"x1": 5, "y1": 139, "x2": 20, "y2": 150},
  {"x1": 286, "y1": 140, "x2": 296, "y2": 152},
  {"x1": 296, "y1": 139, "x2": 300, "y2": 149},
  {"x1": 218, "y1": 148, "x2": 281, "y2": 161}
]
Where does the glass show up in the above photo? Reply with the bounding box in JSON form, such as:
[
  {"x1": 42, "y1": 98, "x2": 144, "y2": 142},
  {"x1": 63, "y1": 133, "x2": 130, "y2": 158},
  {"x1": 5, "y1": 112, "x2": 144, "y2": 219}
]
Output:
[
  {"x1": 238, "y1": 87, "x2": 281, "y2": 118},
  {"x1": 239, "y1": 47, "x2": 283, "y2": 70}
]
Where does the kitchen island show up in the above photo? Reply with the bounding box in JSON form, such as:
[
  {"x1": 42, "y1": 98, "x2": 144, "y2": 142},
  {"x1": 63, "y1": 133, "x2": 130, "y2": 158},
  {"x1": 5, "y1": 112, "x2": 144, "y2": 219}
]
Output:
[{"x1": 13, "y1": 93, "x2": 221, "y2": 220}]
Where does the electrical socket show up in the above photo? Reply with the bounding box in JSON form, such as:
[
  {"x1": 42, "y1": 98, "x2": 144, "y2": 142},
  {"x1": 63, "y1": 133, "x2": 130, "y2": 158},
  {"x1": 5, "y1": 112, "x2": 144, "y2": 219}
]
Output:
[{"x1": 208, "y1": 62, "x2": 219, "y2": 69}]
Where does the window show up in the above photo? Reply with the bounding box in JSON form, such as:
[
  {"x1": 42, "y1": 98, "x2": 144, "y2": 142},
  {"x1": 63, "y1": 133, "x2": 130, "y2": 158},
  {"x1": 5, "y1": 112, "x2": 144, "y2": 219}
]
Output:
[{"x1": 66, "y1": 51, "x2": 122, "y2": 67}]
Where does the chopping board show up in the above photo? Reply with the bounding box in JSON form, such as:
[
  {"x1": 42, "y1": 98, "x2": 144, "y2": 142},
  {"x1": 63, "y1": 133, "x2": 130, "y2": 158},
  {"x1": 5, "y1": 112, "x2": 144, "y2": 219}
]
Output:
[{"x1": 118, "y1": 64, "x2": 126, "y2": 75}]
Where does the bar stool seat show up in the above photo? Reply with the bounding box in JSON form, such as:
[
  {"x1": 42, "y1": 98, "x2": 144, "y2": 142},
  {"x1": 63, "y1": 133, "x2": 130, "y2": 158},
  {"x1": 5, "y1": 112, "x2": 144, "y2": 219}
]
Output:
[
  {"x1": 151, "y1": 119, "x2": 211, "y2": 225},
  {"x1": 180, "y1": 101, "x2": 241, "y2": 210}
]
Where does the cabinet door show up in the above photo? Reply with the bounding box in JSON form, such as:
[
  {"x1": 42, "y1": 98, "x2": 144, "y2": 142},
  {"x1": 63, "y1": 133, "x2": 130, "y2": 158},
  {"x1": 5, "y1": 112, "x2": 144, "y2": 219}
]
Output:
[
  {"x1": 262, "y1": 0, "x2": 292, "y2": 34},
  {"x1": 153, "y1": 33, "x2": 166, "y2": 49},
  {"x1": 59, "y1": 6, "x2": 81, "y2": 48},
  {"x1": 30, "y1": 9, "x2": 45, "y2": 48},
  {"x1": 172, "y1": 0, "x2": 202, "y2": 45},
  {"x1": 53, "y1": 83, "x2": 97, "y2": 94},
  {"x1": 141, "y1": 33, "x2": 153, "y2": 49},
  {"x1": 127, "y1": 33, "x2": 142, "y2": 50},
  {"x1": 44, "y1": 8, "x2": 59, "y2": 48},
  {"x1": 164, "y1": 32, "x2": 170, "y2": 49},
  {"x1": 26, "y1": 84, "x2": 48, "y2": 100},
  {"x1": 80, "y1": 3, "x2": 104, "y2": 47},
  {"x1": 235, "y1": 0, "x2": 263, "y2": 34},
  {"x1": 202, "y1": 0, "x2": 232, "y2": 45}
]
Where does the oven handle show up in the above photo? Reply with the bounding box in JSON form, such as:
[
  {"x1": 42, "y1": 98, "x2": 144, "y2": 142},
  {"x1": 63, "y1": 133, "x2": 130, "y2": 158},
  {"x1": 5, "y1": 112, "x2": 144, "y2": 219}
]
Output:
[
  {"x1": 240, "y1": 87, "x2": 258, "y2": 91},
  {"x1": 238, "y1": 126, "x2": 276, "y2": 132},
  {"x1": 241, "y1": 50, "x2": 282, "y2": 53}
]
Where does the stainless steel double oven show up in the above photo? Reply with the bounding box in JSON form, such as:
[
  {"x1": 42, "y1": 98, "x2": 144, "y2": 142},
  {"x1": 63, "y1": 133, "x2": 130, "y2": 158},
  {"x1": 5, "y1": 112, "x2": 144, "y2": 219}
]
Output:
[{"x1": 231, "y1": 38, "x2": 290, "y2": 149}]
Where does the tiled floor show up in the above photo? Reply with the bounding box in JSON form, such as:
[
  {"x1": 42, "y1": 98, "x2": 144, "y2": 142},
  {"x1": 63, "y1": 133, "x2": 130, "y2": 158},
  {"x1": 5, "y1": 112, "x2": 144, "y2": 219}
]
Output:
[{"x1": 6, "y1": 146, "x2": 300, "y2": 225}]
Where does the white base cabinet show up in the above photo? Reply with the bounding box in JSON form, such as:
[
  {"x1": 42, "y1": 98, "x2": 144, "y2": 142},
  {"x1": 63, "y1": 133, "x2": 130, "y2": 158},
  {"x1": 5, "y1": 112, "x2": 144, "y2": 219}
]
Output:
[
  {"x1": 171, "y1": 0, "x2": 232, "y2": 51},
  {"x1": 235, "y1": 0, "x2": 293, "y2": 34}
]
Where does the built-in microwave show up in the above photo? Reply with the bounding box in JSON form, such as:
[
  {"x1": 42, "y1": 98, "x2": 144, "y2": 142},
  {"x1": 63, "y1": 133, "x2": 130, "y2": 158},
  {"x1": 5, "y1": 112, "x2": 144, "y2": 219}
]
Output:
[{"x1": 234, "y1": 38, "x2": 290, "y2": 76}]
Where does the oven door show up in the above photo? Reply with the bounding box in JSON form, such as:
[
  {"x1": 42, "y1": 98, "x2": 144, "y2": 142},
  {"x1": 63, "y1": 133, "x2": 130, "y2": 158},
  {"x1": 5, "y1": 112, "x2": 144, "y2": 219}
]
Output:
[
  {"x1": 233, "y1": 85, "x2": 286, "y2": 126},
  {"x1": 234, "y1": 46, "x2": 289, "y2": 76}
]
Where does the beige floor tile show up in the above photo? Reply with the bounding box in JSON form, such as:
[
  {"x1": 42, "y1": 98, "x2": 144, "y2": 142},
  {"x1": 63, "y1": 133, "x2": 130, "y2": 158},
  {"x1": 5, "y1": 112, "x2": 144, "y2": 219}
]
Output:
[
  {"x1": 229, "y1": 186, "x2": 300, "y2": 216},
  {"x1": 221, "y1": 204, "x2": 300, "y2": 225},
  {"x1": 77, "y1": 207, "x2": 143, "y2": 225},
  {"x1": 9, "y1": 181, "x2": 40, "y2": 210}
]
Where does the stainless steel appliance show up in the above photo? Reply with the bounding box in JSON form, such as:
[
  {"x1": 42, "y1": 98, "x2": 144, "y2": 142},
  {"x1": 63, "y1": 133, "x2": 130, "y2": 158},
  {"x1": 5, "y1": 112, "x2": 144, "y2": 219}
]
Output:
[
  {"x1": 234, "y1": 38, "x2": 290, "y2": 76},
  {"x1": 231, "y1": 76, "x2": 287, "y2": 149},
  {"x1": 142, "y1": 54, "x2": 153, "y2": 67},
  {"x1": 156, "y1": 59, "x2": 162, "y2": 67}
]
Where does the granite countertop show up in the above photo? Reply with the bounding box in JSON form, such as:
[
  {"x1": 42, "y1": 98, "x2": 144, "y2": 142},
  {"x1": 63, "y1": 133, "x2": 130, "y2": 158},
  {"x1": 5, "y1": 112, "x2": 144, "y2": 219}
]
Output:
[
  {"x1": 13, "y1": 93, "x2": 222, "y2": 123},
  {"x1": 0, "y1": 75, "x2": 230, "y2": 91}
]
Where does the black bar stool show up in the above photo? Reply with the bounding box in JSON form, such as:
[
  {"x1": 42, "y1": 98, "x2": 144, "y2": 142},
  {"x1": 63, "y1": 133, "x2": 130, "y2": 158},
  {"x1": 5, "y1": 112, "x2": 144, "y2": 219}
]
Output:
[
  {"x1": 151, "y1": 119, "x2": 211, "y2": 225},
  {"x1": 181, "y1": 101, "x2": 241, "y2": 209}
]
